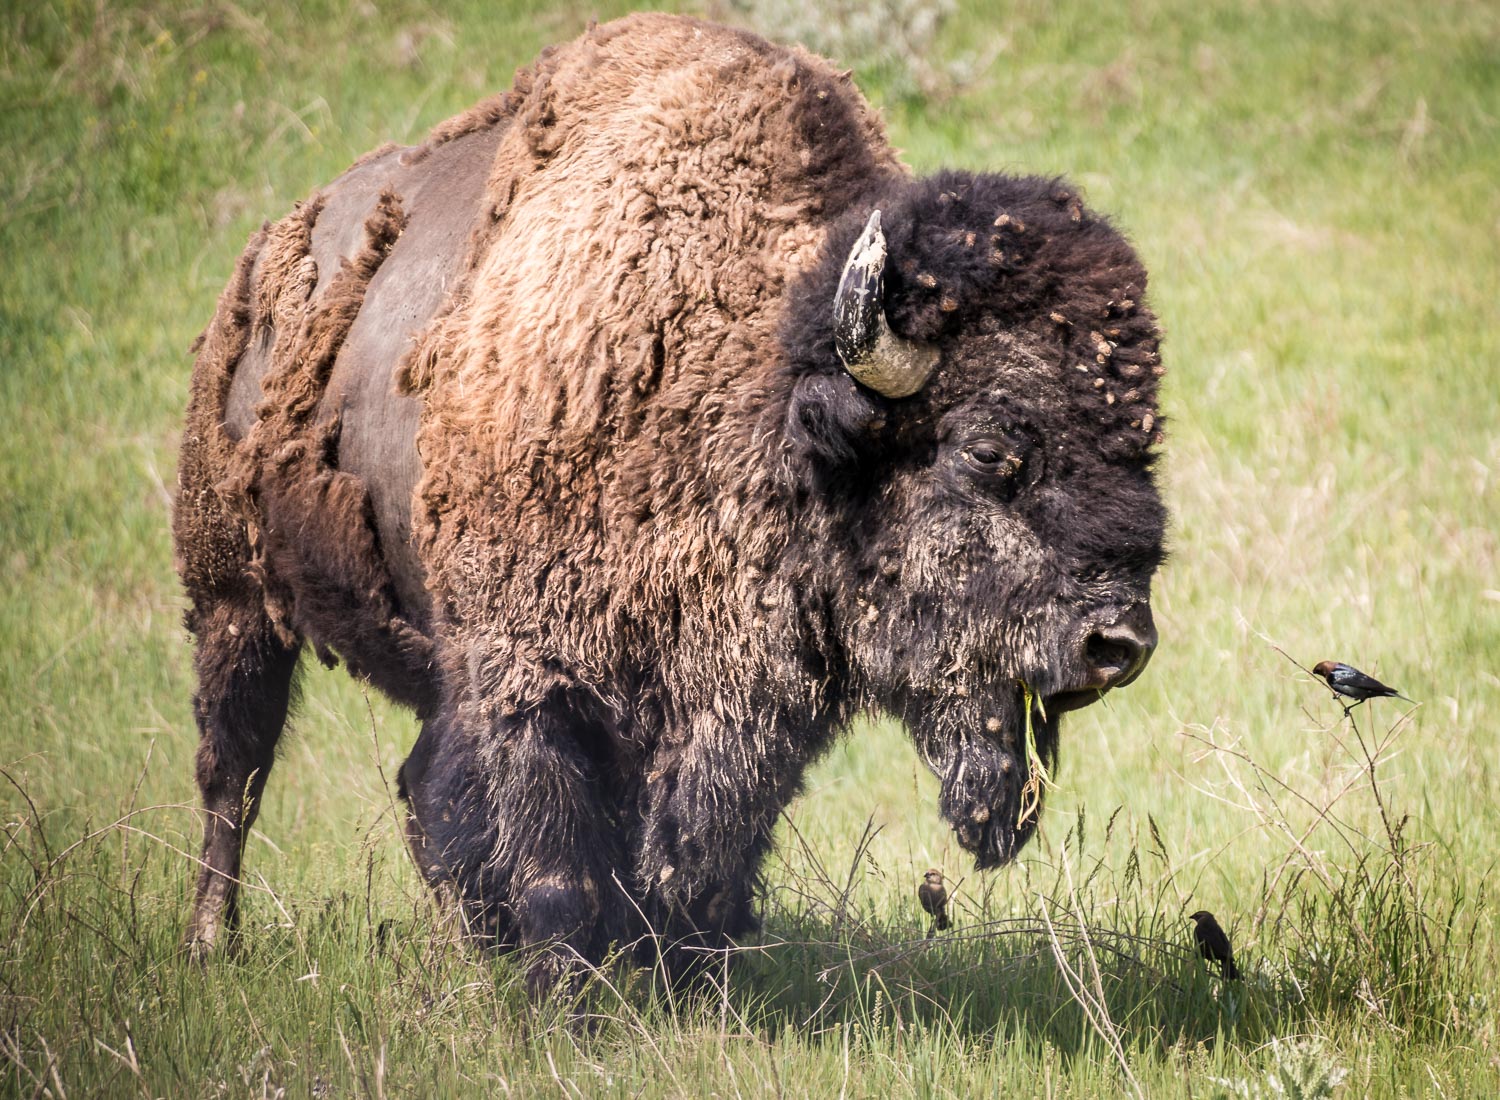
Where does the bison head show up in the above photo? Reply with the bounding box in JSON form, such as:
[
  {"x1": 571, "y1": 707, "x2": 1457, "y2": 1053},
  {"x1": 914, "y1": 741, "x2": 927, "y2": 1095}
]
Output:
[{"x1": 783, "y1": 171, "x2": 1166, "y2": 868}]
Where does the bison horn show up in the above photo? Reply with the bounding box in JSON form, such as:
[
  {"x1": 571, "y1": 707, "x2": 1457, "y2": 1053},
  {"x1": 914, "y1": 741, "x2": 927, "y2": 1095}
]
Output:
[{"x1": 833, "y1": 210, "x2": 940, "y2": 399}]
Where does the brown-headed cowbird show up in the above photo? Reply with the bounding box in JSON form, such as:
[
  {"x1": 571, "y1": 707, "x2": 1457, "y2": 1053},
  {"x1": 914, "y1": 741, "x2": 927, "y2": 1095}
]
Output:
[
  {"x1": 919, "y1": 868, "x2": 951, "y2": 933},
  {"x1": 1312, "y1": 661, "x2": 1415, "y2": 712},
  {"x1": 1189, "y1": 910, "x2": 1240, "y2": 980}
]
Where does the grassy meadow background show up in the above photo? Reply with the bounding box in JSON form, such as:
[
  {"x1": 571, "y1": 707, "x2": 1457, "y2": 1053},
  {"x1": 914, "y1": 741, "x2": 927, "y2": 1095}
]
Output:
[{"x1": 3, "y1": 0, "x2": 1498, "y2": 1094}]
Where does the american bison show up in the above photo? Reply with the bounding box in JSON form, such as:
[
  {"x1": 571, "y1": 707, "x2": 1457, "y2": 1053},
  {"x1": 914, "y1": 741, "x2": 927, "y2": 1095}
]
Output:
[{"x1": 175, "y1": 12, "x2": 1165, "y2": 991}]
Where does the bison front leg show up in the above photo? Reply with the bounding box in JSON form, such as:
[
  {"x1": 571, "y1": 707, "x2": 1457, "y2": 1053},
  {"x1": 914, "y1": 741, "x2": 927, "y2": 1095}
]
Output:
[
  {"x1": 496, "y1": 708, "x2": 636, "y2": 996},
  {"x1": 639, "y1": 718, "x2": 816, "y2": 984},
  {"x1": 397, "y1": 710, "x2": 512, "y2": 943},
  {"x1": 403, "y1": 699, "x2": 631, "y2": 996},
  {"x1": 645, "y1": 855, "x2": 766, "y2": 989}
]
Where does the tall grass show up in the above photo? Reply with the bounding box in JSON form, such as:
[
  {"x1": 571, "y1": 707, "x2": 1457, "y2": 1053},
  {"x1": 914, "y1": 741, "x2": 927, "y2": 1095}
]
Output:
[
  {"x1": 3, "y1": 0, "x2": 1497, "y2": 1094},
  {"x1": 2, "y1": 696, "x2": 1484, "y2": 1094}
]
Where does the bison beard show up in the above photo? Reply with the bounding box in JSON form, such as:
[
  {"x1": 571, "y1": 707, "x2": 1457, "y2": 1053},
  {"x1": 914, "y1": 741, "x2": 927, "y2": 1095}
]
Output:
[{"x1": 174, "y1": 13, "x2": 1166, "y2": 994}]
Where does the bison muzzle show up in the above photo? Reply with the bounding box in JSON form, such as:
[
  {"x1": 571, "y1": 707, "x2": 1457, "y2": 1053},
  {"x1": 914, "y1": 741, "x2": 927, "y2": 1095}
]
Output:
[{"x1": 174, "y1": 13, "x2": 1167, "y2": 993}]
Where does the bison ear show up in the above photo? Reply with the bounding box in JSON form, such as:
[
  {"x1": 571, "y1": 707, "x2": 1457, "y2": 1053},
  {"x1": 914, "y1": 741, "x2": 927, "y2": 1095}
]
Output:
[{"x1": 786, "y1": 371, "x2": 882, "y2": 465}]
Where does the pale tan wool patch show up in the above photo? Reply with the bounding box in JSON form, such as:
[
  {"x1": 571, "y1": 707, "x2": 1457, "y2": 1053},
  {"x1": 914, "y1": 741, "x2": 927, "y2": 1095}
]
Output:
[{"x1": 402, "y1": 14, "x2": 901, "y2": 727}]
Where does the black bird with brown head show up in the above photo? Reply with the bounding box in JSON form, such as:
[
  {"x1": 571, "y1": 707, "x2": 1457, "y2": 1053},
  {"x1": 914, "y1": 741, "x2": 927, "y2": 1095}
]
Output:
[
  {"x1": 1189, "y1": 910, "x2": 1240, "y2": 980},
  {"x1": 1312, "y1": 661, "x2": 1414, "y2": 713}
]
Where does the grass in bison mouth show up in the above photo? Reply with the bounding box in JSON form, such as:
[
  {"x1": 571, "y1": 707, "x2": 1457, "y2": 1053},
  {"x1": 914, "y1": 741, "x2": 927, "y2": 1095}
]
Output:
[
  {"x1": 1009, "y1": 681, "x2": 1109, "y2": 831},
  {"x1": 1017, "y1": 682, "x2": 1055, "y2": 830}
]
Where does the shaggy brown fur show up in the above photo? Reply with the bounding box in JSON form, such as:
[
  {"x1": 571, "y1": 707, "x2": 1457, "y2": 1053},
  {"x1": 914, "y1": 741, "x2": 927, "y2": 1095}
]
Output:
[
  {"x1": 176, "y1": 13, "x2": 1168, "y2": 993},
  {"x1": 403, "y1": 12, "x2": 899, "y2": 848}
]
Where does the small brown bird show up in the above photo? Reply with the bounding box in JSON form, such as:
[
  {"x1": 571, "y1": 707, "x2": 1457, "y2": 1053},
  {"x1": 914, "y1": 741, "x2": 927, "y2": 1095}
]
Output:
[
  {"x1": 918, "y1": 868, "x2": 951, "y2": 933},
  {"x1": 1189, "y1": 910, "x2": 1240, "y2": 980},
  {"x1": 1312, "y1": 661, "x2": 1415, "y2": 712}
]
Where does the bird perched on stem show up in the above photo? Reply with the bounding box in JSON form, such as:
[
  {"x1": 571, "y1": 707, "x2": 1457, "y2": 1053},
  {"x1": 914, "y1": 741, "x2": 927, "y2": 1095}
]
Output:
[
  {"x1": 918, "y1": 868, "x2": 951, "y2": 933},
  {"x1": 1189, "y1": 910, "x2": 1240, "y2": 980},
  {"x1": 1312, "y1": 661, "x2": 1415, "y2": 714}
]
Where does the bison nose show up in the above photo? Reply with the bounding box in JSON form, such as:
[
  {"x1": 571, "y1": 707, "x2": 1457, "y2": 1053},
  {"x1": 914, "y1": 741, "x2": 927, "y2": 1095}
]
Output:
[{"x1": 1082, "y1": 605, "x2": 1157, "y2": 690}]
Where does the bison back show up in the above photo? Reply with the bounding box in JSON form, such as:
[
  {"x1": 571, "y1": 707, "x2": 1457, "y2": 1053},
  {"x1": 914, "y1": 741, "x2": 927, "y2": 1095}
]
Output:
[{"x1": 179, "y1": 100, "x2": 516, "y2": 704}]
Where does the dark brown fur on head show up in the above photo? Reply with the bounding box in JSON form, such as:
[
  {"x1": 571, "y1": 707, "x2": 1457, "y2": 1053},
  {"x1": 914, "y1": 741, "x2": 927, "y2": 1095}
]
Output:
[{"x1": 779, "y1": 171, "x2": 1165, "y2": 866}]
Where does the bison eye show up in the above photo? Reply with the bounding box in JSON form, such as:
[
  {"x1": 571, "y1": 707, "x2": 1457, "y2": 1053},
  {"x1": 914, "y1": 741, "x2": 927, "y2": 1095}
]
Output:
[
  {"x1": 958, "y1": 434, "x2": 1037, "y2": 499},
  {"x1": 963, "y1": 441, "x2": 1025, "y2": 477}
]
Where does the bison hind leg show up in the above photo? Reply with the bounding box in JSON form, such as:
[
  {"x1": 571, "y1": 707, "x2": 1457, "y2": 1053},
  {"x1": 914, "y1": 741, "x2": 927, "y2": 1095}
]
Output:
[{"x1": 182, "y1": 590, "x2": 301, "y2": 958}]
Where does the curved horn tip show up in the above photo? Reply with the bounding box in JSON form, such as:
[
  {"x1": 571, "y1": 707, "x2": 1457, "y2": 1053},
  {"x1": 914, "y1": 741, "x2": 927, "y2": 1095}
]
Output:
[
  {"x1": 834, "y1": 209, "x2": 888, "y2": 371},
  {"x1": 840, "y1": 211, "x2": 887, "y2": 300}
]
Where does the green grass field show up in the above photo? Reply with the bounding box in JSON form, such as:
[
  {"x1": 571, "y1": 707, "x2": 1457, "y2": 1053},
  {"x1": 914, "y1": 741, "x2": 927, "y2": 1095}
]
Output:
[{"x1": 3, "y1": 0, "x2": 1498, "y2": 1094}]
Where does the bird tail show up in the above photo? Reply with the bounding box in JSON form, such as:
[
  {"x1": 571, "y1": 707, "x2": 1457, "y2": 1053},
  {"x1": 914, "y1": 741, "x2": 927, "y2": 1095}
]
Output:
[
  {"x1": 1223, "y1": 958, "x2": 1241, "y2": 980},
  {"x1": 1394, "y1": 691, "x2": 1417, "y2": 704},
  {"x1": 936, "y1": 913, "x2": 951, "y2": 932}
]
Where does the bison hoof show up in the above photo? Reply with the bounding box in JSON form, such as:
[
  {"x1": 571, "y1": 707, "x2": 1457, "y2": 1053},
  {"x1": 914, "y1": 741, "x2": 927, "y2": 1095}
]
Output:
[
  {"x1": 524, "y1": 947, "x2": 591, "y2": 1001},
  {"x1": 182, "y1": 925, "x2": 223, "y2": 964}
]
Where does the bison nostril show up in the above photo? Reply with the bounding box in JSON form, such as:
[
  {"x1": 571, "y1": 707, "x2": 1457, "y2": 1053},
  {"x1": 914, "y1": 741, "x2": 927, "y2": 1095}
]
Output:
[
  {"x1": 1085, "y1": 632, "x2": 1140, "y2": 677},
  {"x1": 1081, "y1": 606, "x2": 1158, "y2": 688}
]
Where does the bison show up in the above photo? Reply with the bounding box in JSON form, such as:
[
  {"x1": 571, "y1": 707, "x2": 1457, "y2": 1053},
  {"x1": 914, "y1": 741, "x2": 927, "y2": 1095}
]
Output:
[{"x1": 175, "y1": 12, "x2": 1166, "y2": 991}]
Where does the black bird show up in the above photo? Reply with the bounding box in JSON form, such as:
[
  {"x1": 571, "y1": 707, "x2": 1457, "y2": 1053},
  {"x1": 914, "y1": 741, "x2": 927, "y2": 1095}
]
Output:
[
  {"x1": 1189, "y1": 910, "x2": 1241, "y2": 980},
  {"x1": 919, "y1": 868, "x2": 951, "y2": 933},
  {"x1": 1312, "y1": 661, "x2": 1415, "y2": 712}
]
